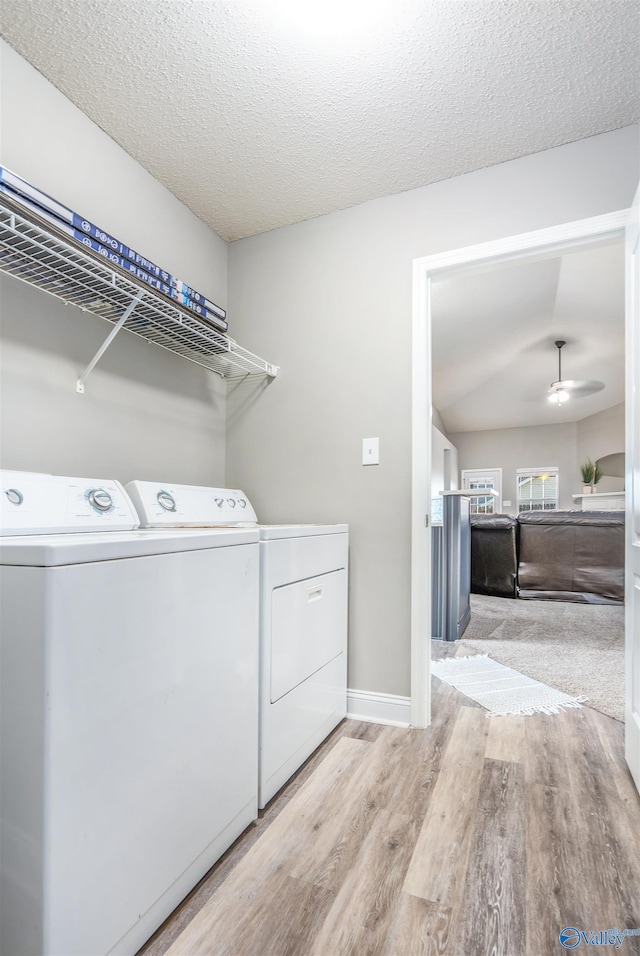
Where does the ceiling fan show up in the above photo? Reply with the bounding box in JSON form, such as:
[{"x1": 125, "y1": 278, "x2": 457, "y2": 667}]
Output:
[{"x1": 547, "y1": 340, "x2": 604, "y2": 406}]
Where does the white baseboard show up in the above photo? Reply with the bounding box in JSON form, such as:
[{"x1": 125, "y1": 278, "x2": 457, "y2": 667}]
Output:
[{"x1": 346, "y1": 688, "x2": 411, "y2": 728}]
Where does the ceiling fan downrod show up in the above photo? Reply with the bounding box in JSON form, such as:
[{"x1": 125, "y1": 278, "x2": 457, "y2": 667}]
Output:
[
  {"x1": 549, "y1": 340, "x2": 569, "y2": 405},
  {"x1": 555, "y1": 339, "x2": 565, "y2": 381}
]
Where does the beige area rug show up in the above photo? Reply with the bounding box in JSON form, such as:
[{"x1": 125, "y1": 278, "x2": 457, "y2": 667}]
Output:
[
  {"x1": 458, "y1": 594, "x2": 625, "y2": 722},
  {"x1": 431, "y1": 654, "x2": 588, "y2": 717}
]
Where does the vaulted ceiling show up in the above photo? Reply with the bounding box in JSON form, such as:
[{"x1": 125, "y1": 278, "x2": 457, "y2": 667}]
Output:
[{"x1": 431, "y1": 240, "x2": 626, "y2": 433}]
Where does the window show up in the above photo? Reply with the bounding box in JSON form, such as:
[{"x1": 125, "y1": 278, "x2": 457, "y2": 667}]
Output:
[
  {"x1": 467, "y1": 479, "x2": 495, "y2": 514},
  {"x1": 516, "y1": 468, "x2": 558, "y2": 512},
  {"x1": 461, "y1": 468, "x2": 502, "y2": 514}
]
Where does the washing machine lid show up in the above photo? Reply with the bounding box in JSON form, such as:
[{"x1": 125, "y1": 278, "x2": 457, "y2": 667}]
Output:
[
  {"x1": 258, "y1": 523, "x2": 348, "y2": 540},
  {"x1": 126, "y1": 480, "x2": 258, "y2": 528},
  {"x1": 0, "y1": 470, "x2": 139, "y2": 535},
  {"x1": 0, "y1": 527, "x2": 259, "y2": 566}
]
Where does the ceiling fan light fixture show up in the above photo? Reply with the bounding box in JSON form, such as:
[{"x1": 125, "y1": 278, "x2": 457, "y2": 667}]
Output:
[
  {"x1": 546, "y1": 339, "x2": 604, "y2": 406},
  {"x1": 548, "y1": 385, "x2": 570, "y2": 405}
]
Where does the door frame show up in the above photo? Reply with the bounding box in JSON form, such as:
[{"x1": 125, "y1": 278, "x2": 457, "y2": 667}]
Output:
[
  {"x1": 411, "y1": 208, "x2": 631, "y2": 728},
  {"x1": 625, "y1": 184, "x2": 640, "y2": 790}
]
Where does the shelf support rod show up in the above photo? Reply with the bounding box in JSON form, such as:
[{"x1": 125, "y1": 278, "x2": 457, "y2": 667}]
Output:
[{"x1": 76, "y1": 290, "x2": 144, "y2": 393}]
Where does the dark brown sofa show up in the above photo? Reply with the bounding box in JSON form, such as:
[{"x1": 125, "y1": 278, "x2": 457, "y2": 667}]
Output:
[
  {"x1": 469, "y1": 509, "x2": 624, "y2": 605},
  {"x1": 470, "y1": 514, "x2": 519, "y2": 598},
  {"x1": 517, "y1": 510, "x2": 624, "y2": 605}
]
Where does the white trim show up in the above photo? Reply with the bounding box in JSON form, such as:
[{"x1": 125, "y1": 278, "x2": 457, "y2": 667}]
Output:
[
  {"x1": 413, "y1": 210, "x2": 629, "y2": 276},
  {"x1": 515, "y1": 466, "x2": 559, "y2": 473},
  {"x1": 624, "y1": 184, "x2": 640, "y2": 792},
  {"x1": 411, "y1": 209, "x2": 630, "y2": 729},
  {"x1": 347, "y1": 688, "x2": 411, "y2": 727},
  {"x1": 411, "y1": 258, "x2": 431, "y2": 728}
]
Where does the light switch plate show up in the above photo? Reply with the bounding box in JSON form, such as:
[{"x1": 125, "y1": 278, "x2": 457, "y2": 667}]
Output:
[{"x1": 363, "y1": 437, "x2": 379, "y2": 465}]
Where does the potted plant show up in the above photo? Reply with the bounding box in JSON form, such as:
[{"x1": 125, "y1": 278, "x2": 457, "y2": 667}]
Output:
[{"x1": 580, "y1": 460, "x2": 594, "y2": 493}]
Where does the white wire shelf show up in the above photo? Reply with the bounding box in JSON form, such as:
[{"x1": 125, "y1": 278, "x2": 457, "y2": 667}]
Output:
[{"x1": 0, "y1": 197, "x2": 279, "y2": 390}]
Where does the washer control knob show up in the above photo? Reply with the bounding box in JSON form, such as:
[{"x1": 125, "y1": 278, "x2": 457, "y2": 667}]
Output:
[
  {"x1": 88, "y1": 489, "x2": 113, "y2": 513},
  {"x1": 239, "y1": 498, "x2": 247, "y2": 508},
  {"x1": 5, "y1": 488, "x2": 23, "y2": 506},
  {"x1": 226, "y1": 498, "x2": 237, "y2": 508},
  {"x1": 214, "y1": 497, "x2": 224, "y2": 508},
  {"x1": 157, "y1": 491, "x2": 177, "y2": 512}
]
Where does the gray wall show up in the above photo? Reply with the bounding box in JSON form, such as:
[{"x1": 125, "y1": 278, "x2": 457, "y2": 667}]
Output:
[
  {"x1": 432, "y1": 427, "x2": 459, "y2": 499},
  {"x1": 432, "y1": 407, "x2": 447, "y2": 433},
  {"x1": 452, "y1": 422, "x2": 579, "y2": 514},
  {"x1": 453, "y1": 403, "x2": 626, "y2": 511},
  {"x1": 227, "y1": 125, "x2": 639, "y2": 698},
  {"x1": 0, "y1": 42, "x2": 228, "y2": 484},
  {"x1": 577, "y1": 403, "x2": 626, "y2": 492}
]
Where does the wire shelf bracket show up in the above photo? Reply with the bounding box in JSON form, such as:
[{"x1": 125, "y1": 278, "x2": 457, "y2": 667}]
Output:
[{"x1": 76, "y1": 289, "x2": 145, "y2": 393}]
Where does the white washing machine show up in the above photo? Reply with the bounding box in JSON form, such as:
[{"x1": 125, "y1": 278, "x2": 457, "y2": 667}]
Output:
[
  {"x1": 0, "y1": 470, "x2": 259, "y2": 956},
  {"x1": 126, "y1": 481, "x2": 348, "y2": 809}
]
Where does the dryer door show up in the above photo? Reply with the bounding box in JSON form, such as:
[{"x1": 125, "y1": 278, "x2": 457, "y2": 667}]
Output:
[{"x1": 270, "y1": 569, "x2": 347, "y2": 703}]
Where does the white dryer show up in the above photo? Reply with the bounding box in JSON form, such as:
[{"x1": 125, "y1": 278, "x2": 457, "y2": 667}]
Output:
[
  {"x1": 258, "y1": 522, "x2": 348, "y2": 807},
  {"x1": 126, "y1": 481, "x2": 349, "y2": 809},
  {"x1": 0, "y1": 471, "x2": 259, "y2": 956}
]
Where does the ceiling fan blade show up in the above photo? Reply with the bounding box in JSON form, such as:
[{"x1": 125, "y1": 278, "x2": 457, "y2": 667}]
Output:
[{"x1": 548, "y1": 379, "x2": 605, "y2": 398}]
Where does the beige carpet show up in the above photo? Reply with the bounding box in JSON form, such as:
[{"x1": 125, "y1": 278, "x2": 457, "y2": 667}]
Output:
[{"x1": 458, "y1": 594, "x2": 625, "y2": 722}]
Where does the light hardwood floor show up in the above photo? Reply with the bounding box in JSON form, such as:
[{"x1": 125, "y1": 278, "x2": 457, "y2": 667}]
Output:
[{"x1": 140, "y1": 645, "x2": 640, "y2": 956}]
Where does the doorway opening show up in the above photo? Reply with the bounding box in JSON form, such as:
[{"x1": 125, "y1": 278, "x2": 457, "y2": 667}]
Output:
[{"x1": 410, "y1": 209, "x2": 630, "y2": 728}]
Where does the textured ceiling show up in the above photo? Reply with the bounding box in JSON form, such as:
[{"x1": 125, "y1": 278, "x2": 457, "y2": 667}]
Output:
[
  {"x1": 1, "y1": 0, "x2": 638, "y2": 240},
  {"x1": 431, "y1": 241, "x2": 625, "y2": 433}
]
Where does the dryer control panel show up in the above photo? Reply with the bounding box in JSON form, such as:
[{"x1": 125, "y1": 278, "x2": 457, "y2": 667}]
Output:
[
  {"x1": 126, "y1": 480, "x2": 258, "y2": 527},
  {"x1": 0, "y1": 470, "x2": 140, "y2": 535}
]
